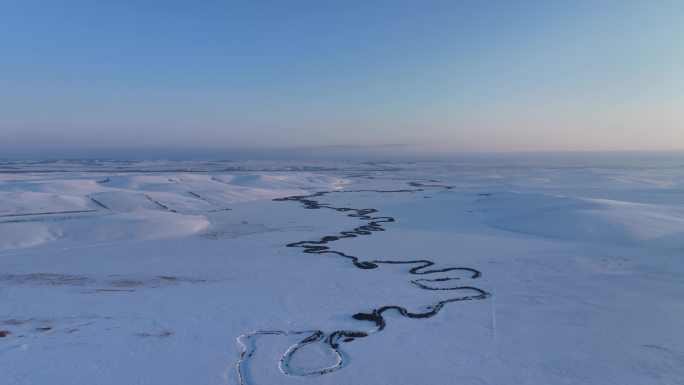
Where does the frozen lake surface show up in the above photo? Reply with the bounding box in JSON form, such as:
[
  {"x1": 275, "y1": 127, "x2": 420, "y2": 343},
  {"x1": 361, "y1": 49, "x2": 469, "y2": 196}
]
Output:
[{"x1": 1, "y1": 159, "x2": 683, "y2": 385}]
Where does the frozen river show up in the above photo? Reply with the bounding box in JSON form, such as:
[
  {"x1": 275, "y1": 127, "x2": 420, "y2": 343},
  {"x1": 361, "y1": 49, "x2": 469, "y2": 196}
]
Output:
[{"x1": 1, "y1": 159, "x2": 683, "y2": 385}]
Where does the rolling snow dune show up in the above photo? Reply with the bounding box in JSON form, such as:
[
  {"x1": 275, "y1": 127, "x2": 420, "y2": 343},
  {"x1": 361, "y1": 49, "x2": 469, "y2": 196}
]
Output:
[
  {"x1": 0, "y1": 171, "x2": 345, "y2": 252},
  {"x1": 478, "y1": 192, "x2": 684, "y2": 247},
  {"x1": 0, "y1": 223, "x2": 60, "y2": 250},
  {"x1": 61, "y1": 210, "x2": 211, "y2": 243},
  {"x1": 0, "y1": 190, "x2": 92, "y2": 214}
]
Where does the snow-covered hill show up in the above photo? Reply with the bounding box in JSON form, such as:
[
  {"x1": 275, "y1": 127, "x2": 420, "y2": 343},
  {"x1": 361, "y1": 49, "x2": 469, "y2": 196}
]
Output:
[{"x1": 1, "y1": 160, "x2": 683, "y2": 385}]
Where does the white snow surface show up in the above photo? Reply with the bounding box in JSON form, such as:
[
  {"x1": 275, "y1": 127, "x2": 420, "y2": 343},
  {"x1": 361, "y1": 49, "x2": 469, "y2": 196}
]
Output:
[{"x1": 1, "y1": 160, "x2": 683, "y2": 385}]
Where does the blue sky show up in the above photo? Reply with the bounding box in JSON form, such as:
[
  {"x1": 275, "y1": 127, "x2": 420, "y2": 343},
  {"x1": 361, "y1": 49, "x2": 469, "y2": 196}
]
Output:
[{"x1": 1, "y1": 0, "x2": 683, "y2": 154}]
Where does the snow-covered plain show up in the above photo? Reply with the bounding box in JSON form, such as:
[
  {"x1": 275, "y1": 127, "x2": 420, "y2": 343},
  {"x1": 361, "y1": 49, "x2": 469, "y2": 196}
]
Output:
[{"x1": 1, "y1": 159, "x2": 683, "y2": 385}]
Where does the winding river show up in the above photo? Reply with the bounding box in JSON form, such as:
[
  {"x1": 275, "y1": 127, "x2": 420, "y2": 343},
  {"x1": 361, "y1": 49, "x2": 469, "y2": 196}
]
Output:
[{"x1": 236, "y1": 180, "x2": 489, "y2": 384}]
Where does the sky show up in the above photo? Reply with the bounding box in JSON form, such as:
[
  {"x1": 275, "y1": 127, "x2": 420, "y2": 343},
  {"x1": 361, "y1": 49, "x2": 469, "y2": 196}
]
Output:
[{"x1": 1, "y1": 0, "x2": 683, "y2": 156}]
